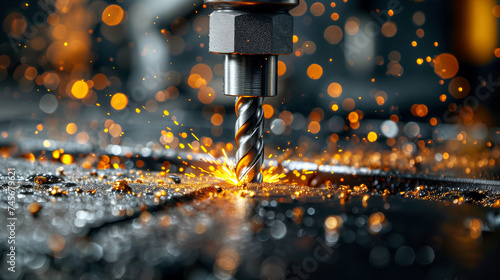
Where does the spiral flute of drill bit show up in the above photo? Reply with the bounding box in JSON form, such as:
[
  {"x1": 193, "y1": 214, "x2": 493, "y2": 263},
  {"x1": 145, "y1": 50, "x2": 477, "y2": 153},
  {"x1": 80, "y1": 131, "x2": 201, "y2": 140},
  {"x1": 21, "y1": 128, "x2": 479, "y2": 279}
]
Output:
[{"x1": 235, "y1": 97, "x2": 264, "y2": 184}]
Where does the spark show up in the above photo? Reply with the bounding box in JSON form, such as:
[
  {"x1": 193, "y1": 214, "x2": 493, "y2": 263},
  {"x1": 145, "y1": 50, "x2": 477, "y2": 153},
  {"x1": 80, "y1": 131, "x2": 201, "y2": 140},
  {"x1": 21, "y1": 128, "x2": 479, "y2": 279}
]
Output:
[
  {"x1": 194, "y1": 147, "x2": 287, "y2": 185},
  {"x1": 262, "y1": 166, "x2": 286, "y2": 183}
]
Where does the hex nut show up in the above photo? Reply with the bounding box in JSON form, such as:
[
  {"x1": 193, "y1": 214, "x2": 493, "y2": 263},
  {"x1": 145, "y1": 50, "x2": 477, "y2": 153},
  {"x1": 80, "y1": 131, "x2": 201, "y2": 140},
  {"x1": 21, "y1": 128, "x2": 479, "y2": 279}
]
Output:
[{"x1": 209, "y1": 11, "x2": 294, "y2": 55}]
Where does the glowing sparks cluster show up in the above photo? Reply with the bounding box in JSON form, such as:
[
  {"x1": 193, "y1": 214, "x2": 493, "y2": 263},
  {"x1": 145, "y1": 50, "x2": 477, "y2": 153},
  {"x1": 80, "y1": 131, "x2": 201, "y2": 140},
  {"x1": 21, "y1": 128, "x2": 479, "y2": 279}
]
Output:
[{"x1": 197, "y1": 149, "x2": 286, "y2": 186}]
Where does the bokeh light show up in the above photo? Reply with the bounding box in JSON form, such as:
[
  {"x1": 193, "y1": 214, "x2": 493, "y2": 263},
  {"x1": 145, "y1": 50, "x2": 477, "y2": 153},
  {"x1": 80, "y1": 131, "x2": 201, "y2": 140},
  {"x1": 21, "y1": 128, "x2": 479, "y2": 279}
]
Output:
[
  {"x1": 110, "y1": 93, "x2": 128, "y2": 110},
  {"x1": 102, "y1": 5, "x2": 124, "y2": 26}
]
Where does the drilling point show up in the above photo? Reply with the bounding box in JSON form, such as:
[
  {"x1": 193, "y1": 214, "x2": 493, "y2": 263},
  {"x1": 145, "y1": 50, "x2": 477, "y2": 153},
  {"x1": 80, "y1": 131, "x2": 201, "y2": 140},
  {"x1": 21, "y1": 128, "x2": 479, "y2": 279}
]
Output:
[{"x1": 204, "y1": 0, "x2": 298, "y2": 184}]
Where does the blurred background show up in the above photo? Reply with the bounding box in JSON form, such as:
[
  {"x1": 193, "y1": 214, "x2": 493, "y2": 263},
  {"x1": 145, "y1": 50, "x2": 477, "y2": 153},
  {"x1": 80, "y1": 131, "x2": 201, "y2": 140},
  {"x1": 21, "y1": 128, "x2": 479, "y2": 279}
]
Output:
[{"x1": 1, "y1": 0, "x2": 500, "y2": 178}]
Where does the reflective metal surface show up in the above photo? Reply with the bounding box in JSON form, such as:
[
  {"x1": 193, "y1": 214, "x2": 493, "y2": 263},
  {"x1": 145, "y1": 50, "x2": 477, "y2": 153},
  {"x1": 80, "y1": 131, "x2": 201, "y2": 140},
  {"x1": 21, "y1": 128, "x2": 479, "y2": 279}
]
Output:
[{"x1": 2, "y1": 158, "x2": 500, "y2": 279}]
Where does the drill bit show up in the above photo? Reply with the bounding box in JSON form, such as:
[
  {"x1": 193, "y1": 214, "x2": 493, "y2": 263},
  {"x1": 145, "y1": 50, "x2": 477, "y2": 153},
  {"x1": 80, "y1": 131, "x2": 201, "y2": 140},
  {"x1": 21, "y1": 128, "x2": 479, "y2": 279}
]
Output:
[
  {"x1": 235, "y1": 96, "x2": 264, "y2": 183},
  {"x1": 204, "y1": 0, "x2": 297, "y2": 184}
]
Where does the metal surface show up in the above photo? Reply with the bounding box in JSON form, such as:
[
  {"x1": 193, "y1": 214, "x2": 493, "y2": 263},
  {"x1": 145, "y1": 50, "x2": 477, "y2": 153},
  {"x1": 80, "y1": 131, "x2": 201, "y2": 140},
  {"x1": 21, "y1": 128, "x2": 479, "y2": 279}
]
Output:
[
  {"x1": 235, "y1": 96, "x2": 264, "y2": 183},
  {"x1": 2, "y1": 158, "x2": 500, "y2": 279},
  {"x1": 224, "y1": 55, "x2": 277, "y2": 97}
]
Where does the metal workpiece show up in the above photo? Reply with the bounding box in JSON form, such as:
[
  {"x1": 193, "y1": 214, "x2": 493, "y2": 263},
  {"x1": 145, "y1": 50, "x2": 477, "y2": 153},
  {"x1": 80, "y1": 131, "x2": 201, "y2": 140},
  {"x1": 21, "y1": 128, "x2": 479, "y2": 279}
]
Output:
[
  {"x1": 235, "y1": 96, "x2": 264, "y2": 183},
  {"x1": 224, "y1": 55, "x2": 277, "y2": 97},
  {"x1": 204, "y1": 0, "x2": 297, "y2": 184}
]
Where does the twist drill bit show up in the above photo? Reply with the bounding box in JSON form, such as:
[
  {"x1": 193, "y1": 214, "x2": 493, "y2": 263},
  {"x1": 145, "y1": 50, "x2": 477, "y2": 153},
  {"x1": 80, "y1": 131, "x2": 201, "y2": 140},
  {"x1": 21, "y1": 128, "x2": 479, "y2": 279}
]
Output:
[
  {"x1": 235, "y1": 96, "x2": 264, "y2": 183},
  {"x1": 205, "y1": 0, "x2": 297, "y2": 184},
  {"x1": 226, "y1": 54, "x2": 277, "y2": 184}
]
